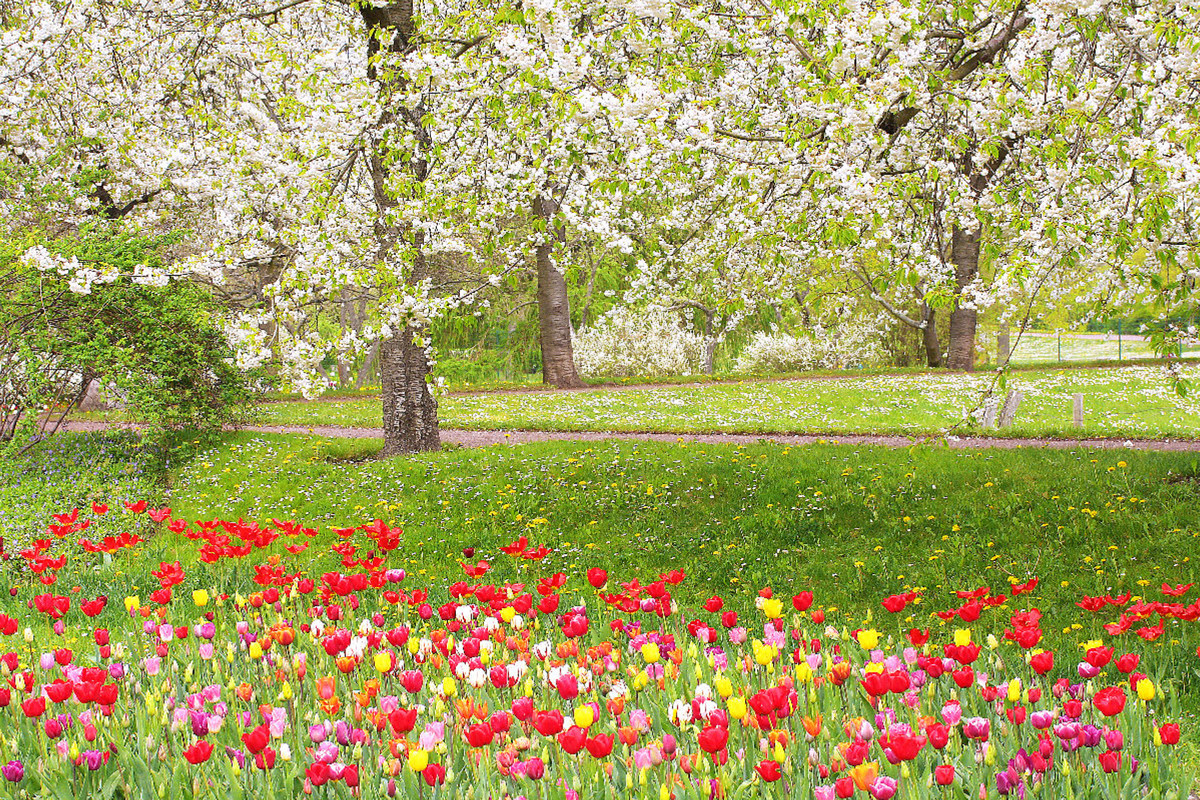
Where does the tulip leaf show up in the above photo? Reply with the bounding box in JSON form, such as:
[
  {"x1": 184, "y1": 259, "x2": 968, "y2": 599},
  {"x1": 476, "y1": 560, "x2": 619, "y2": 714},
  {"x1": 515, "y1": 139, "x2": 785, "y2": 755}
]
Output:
[{"x1": 100, "y1": 771, "x2": 124, "y2": 800}]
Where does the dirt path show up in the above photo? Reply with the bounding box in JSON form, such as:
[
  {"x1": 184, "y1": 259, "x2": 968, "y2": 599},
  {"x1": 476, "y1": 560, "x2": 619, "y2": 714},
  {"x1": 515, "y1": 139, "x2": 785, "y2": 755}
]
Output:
[{"x1": 61, "y1": 421, "x2": 1200, "y2": 451}]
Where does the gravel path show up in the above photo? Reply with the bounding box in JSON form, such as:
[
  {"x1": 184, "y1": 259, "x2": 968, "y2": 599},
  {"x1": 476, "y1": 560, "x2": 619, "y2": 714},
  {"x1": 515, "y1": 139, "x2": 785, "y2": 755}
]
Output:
[{"x1": 61, "y1": 421, "x2": 1200, "y2": 451}]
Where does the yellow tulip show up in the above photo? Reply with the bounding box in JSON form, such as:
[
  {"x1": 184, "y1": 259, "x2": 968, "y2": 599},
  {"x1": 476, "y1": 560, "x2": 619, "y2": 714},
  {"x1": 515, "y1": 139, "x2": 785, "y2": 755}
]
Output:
[
  {"x1": 856, "y1": 629, "x2": 881, "y2": 650},
  {"x1": 500, "y1": 607, "x2": 516, "y2": 623},
  {"x1": 715, "y1": 676, "x2": 733, "y2": 698},
  {"x1": 192, "y1": 589, "x2": 209, "y2": 607},
  {"x1": 728, "y1": 697, "x2": 747, "y2": 720},
  {"x1": 1137, "y1": 679, "x2": 1155, "y2": 701},
  {"x1": 953, "y1": 629, "x2": 971, "y2": 647},
  {"x1": 248, "y1": 641, "x2": 263, "y2": 660},
  {"x1": 754, "y1": 644, "x2": 776, "y2": 665},
  {"x1": 124, "y1": 596, "x2": 140, "y2": 613},
  {"x1": 1007, "y1": 679, "x2": 1021, "y2": 703},
  {"x1": 442, "y1": 676, "x2": 457, "y2": 697},
  {"x1": 762, "y1": 598, "x2": 784, "y2": 619},
  {"x1": 374, "y1": 652, "x2": 393, "y2": 674},
  {"x1": 641, "y1": 643, "x2": 660, "y2": 664},
  {"x1": 574, "y1": 705, "x2": 595, "y2": 728},
  {"x1": 408, "y1": 749, "x2": 429, "y2": 773}
]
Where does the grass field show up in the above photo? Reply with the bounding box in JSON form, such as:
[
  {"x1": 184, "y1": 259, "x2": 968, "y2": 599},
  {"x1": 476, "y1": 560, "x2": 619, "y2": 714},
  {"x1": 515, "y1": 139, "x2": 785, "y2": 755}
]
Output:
[
  {"x1": 4, "y1": 431, "x2": 1200, "y2": 780},
  {"x1": 999, "y1": 332, "x2": 1200, "y2": 365},
  {"x1": 245, "y1": 364, "x2": 1200, "y2": 439}
]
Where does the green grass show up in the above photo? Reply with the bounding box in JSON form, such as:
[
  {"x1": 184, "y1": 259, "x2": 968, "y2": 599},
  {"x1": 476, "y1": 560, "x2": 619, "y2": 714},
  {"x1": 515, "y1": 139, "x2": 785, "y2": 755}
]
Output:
[
  {"x1": 998, "y1": 332, "x2": 1200, "y2": 365},
  {"x1": 6, "y1": 431, "x2": 1200, "y2": 776},
  {"x1": 161, "y1": 432, "x2": 1200, "y2": 618},
  {"x1": 0, "y1": 433, "x2": 165, "y2": 559},
  {"x1": 242, "y1": 364, "x2": 1200, "y2": 438}
]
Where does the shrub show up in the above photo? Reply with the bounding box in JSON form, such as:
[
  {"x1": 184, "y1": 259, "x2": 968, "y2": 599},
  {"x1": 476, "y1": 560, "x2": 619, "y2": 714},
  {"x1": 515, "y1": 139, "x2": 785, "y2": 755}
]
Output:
[
  {"x1": 1, "y1": 228, "x2": 260, "y2": 451},
  {"x1": 573, "y1": 308, "x2": 707, "y2": 378},
  {"x1": 735, "y1": 320, "x2": 886, "y2": 373}
]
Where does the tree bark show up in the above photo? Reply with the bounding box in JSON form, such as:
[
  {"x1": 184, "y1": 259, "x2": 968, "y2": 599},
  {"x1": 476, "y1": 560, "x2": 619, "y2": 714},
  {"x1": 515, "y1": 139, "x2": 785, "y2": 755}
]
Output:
[
  {"x1": 702, "y1": 309, "x2": 717, "y2": 375},
  {"x1": 379, "y1": 326, "x2": 439, "y2": 455},
  {"x1": 945, "y1": 225, "x2": 980, "y2": 371},
  {"x1": 921, "y1": 304, "x2": 943, "y2": 367},
  {"x1": 533, "y1": 196, "x2": 584, "y2": 388},
  {"x1": 361, "y1": 1, "x2": 441, "y2": 455}
]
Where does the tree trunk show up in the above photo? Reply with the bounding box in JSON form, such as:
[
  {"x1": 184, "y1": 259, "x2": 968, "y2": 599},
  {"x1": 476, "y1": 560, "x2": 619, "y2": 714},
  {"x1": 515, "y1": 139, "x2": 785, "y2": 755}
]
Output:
[
  {"x1": 946, "y1": 225, "x2": 980, "y2": 371},
  {"x1": 354, "y1": 340, "x2": 380, "y2": 390},
  {"x1": 533, "y1": 196, "x2": 584, "y2": 388},
  {"x1": 921, "y1": 305, "x2": 943, "y2": 368},
  {"x1": 379, "y1": 326, "x2": 439, "y2": 456},
  {"x1": 702, "y1": 309, "x2": 717, "y2": 375},
  {"x1": 361, "y1": 1, "x2": 441, "y2": 454}
]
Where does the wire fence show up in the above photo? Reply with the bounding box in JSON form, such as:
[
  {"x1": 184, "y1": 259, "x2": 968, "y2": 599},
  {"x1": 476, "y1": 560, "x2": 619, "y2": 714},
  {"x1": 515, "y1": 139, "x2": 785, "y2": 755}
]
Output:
[{"x1": 987, "y1": 325, "x2": 1200, "y2": 366}]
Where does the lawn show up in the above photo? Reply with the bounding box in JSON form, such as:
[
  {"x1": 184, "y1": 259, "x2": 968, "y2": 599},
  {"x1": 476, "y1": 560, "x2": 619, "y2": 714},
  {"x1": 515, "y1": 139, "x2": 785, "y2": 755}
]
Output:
[
  {"x1": 997, "y1": 332, "x2": 1200, "y2": 365},
  {"x1": 249, "y1": 364, "x2": 1200, "y2": 439},
  {"x1": 4, "y1": 432, "x2": 1200, "y2": 793}
]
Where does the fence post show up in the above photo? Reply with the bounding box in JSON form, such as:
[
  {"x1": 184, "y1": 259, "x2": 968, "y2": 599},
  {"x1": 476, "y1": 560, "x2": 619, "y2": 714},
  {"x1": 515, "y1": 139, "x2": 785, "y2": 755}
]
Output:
[
  {"x1": 1117, "y1": 320, "x2": 1122, "y2": 361},
  {"x1": 998, "y1": 389, "x2": 1023, "y2": 428},
  {"x1": 1057, "y1": 331, "x2": 1062, "y2": 363},
  {"x1": 1073, "y1": 393, "x2": 1084, "y2": 428}
]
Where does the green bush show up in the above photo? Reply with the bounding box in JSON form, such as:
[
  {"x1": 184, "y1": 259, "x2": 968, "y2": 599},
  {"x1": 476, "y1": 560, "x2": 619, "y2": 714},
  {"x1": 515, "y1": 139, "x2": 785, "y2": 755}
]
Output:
[{"x1": 0, "y1": 228, "x2": 260, "y2": 451}]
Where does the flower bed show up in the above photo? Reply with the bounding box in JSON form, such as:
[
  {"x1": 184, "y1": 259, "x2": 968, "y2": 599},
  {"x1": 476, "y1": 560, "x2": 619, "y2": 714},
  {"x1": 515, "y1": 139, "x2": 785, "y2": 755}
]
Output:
[{"x1": 1, "y1": 504, "x2": 1196, "y2": 798}]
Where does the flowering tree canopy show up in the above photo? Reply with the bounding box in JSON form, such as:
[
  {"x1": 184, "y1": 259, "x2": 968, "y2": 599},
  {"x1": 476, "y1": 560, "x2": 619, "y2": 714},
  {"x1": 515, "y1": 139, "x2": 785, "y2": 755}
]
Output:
[{"x1": 619, "y1": 0, "x2": 1200, "y2": 369}]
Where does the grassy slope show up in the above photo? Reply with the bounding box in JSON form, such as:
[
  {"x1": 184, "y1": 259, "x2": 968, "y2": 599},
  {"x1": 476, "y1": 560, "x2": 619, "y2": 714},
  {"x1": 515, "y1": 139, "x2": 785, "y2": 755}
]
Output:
[
  {"x1": 163, "y1": 434, "x2": 1200, "y2": 632},
  {"x1": 5, "y1": 432, "x2": 1200, "y2": 774},
  {"x1": 250, "y1": 364, "x2": 1200, "y2": 438}
]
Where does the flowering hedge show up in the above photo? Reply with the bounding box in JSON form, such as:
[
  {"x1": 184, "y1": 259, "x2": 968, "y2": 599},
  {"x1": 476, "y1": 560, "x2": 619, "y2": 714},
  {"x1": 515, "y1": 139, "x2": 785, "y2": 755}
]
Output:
[{"x1": 0, "y1": 503, "x2": 1195, "y2": 799}]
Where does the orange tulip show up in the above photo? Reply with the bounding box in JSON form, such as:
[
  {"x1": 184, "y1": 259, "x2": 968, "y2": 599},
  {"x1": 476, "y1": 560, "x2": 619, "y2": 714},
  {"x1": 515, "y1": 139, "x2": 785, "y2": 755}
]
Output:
[
  {"x1": 848, "y1": 762, "x2": 879, "y2": 791},
  {"x1": 830, "y1": 662, "x2": 852, "y2": 685},
  {"x1": 802, "y1": 715, "x2": 823, "y2": 738}
]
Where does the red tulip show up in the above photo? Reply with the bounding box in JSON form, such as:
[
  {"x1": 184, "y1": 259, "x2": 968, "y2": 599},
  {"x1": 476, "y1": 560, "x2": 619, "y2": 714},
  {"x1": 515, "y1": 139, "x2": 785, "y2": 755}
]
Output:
[
  {"x1": 1159, "y1": 723, "x2": 1181, "y2": 745},
  {"x1": 927, "y1": 723, "x2": 949, "y2": 750},
  {"x1": 21, "y1": 696, "x2": 45, "y2": 718},
  {"x1": 755, "y1": 760, "x2": 781, "y2": 781},
  {"x1": 512, "y1": 697, "x2": 534, "y2": 721},
  {"x1": 343, "y1": 765, "x2": 359, "y2": 787},
  {"x1": 934, "y1": 764, "x2": 955, "y2": 785},
  {"x1": 555, "y1": 674, "x2": 579, "y2": 700},
  {"x1": 533, "y1": 710, "x2": 564, "y2": 736},
  {"x1": 1093, "y1": 686, "x2": 1126, "y2": 717},
  {"x1": 586, "y1": 568, "x2": 607, "y2": 588},
  {"x1": 1098, "y1": 749, "x2": 1122, "y2": 773},
  {"x1": 585, "y1": 734, "x2": 614, "y2": 758},
  {"x1": 465, "y1": 723, "x2": 493, "y2": 747},
  {"x1": 399, "y1": 670, "x2": 423, "y2": 693},
  {"x1": 183, "y1": 741, "x2": 213, "y2": 764},
  {"x1": 1085, "y1": 646, "x2": 1115, "y2": 668},
  {"x1": 1030, "y1": 651, "x2": 1055, "y2": 675},
  {"x1": 389, "y1": 708, "x2": 417, "y2": 734},
  {"x1": 1115, "y1": 653, "x2": 1140, "y2": 674},
  {"x1": 558, "y1": 726, "x2": 586, "y2": 754},
  {"x1": 422, "y1": 763, "x2": 446, "y2": 786},
  {"x1": 241, "y1": 725, "x2": 270, "y2": 754},
  {"x1": 697, "y1": 725, "x2": 728, "y2": 753},
  {"x1": 306, "y1": 762, "x2": 331, "y2": 786},
  {"x1": 792, "y1": 592, "x2": 813, "y2": 611}
]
